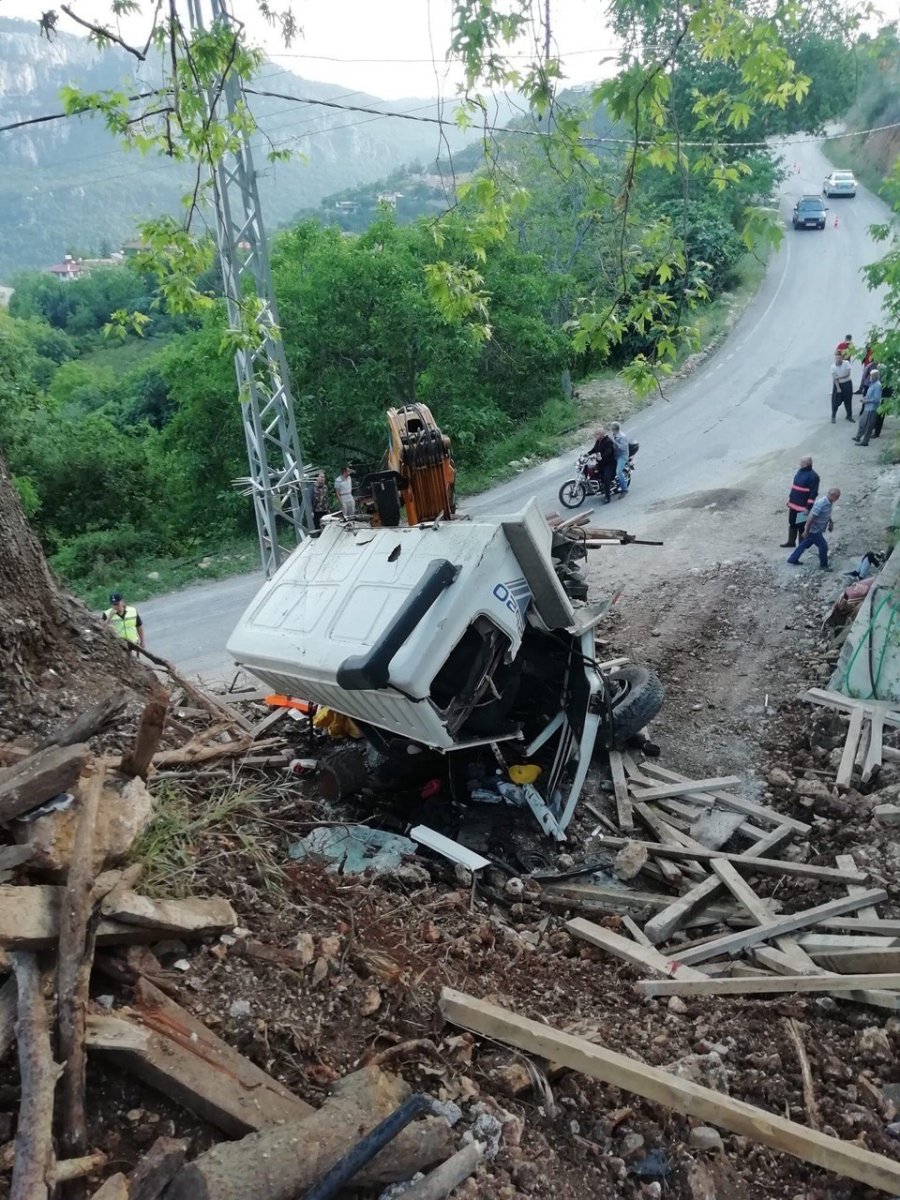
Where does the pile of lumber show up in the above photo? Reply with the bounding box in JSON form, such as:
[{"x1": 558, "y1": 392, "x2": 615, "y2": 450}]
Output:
[
  {"x1": 0, "y1": 688, "x2": 458, "y2": 1198},
  {"x1": 802, "y1": 687, "x2": 900, "y2": 792},
  {"x1": 541, "y1": 750, "x2": 900, "y2": 1012}
]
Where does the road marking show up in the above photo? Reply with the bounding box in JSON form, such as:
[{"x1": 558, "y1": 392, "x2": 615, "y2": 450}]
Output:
[{"x1": 741, "y1": 230, "x2": 792, "y2": 344}]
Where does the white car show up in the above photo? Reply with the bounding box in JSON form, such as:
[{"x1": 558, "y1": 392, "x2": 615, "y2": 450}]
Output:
[{"x1": 823, "y1": 170, "x2": 857, "y2": 198}]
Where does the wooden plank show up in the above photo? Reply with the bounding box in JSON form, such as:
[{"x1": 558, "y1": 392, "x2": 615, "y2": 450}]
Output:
[
  {"x1": 627, "y1": 776, "x2": 742, "y2": 802},
  {"x1": 710, "y1": 861, "x2": 776, "y2": 924},
  {"x1": 861, "y1": 711, "x2": 884, "y2": 784},
  {"x1": 439, "y1": 988, "x2": 900, "y2": 1195},
  {"x1": 656, "y1": 795, "x2": 764, "y2": 843},
  {"x1": 621, "y1": 916, "x2": 654, "y2": 948},
  {"x1": 675, "y1": 891, "x2": 888, "y2": 967},
  {"x1": 632, "y1": 802, "x2": 706, "y2": 880},
  {"x1": 836, "y1": 708, "x2": 864, "y2": 789},
  {"x1": 566, "y1": 918, "x2": 708, "y2": 980},
  {"x1": 800, "y1": 935, "x2": 898, "y2": 951},
  {"x1": 635, "y1": 973, "x2": 900, "y2": 998},
  {"x1": 802, "y1": 689, "x2": 900, "y2": 726},
  {"x1": 836, "y1": 854, "x2": 881, "y2": 920},
  {"x1": 822, "y1": 918, "x2": 900, "y2": 936},
  {"x1": 633, "y1": 762, "x2": 810, "y2": 834},
  {"x1": 0, "y1": 742, "x2": 90, "y2": 824},
  {"x1": 585, "y1": 836, "x2": 863, "y2": 883},
  {"x1": 542, "y1": 881, "x2": 740, "y2": 923},
  {"x1": 810, "y1": 948, "x2": 900, "y2": 974},
  {"x1": 642, "y1": 827, "x2": 791, "y2": 946},
  {"x1": 86, "y1": 980, "x2": 312, "y2": 1136},
  {"x1": 608, "y1": 750, "x2": 633, "y2": 832},
  {"x1": 754, "y1": 946, "x2": 900, "y2": 1012}
]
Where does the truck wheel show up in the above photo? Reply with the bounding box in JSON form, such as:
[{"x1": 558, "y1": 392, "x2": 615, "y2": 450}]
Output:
[
  {"x1": 607, "y1": 665, "x2": 665, "y2": 744},
  {"x1": 559, "y1": 479, "x2": 586, "y2": 509}
]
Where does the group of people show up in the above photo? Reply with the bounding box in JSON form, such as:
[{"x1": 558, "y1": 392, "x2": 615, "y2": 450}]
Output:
[
  {"x1": 782, "y1": 456, "x2": 840, "y2": 570},
  {"x1": 830, "y1": 334, "x2": 889, "y2": 447},
  {"x1": 311, "y1": 465, "x2": 355, "y2": 527},
  {"x1": 587, "y1": 422, "x2": 630, "y2": 504}
]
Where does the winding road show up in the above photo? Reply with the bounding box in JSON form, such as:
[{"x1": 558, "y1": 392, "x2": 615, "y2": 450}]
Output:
[{"x1": 141, "y1": 137, "x2": 892, "y2": 681}]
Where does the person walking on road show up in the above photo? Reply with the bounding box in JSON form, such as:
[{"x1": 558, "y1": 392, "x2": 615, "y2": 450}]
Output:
[
  {"x1": 334, "y1": 466, "x2": 355, "y2": 519},
  {"x1": 781, "y1": 455, "x2": 819, "y2": 548},
  {"x1": 830, "y1": 352, "x2": 853, "y2": 423},
  {"x1": 853, "y1": 370, "x2": 883, "y2": 447},
  {"x1": 610, "y1": 421, "x2": 630, "y2": 496},
  {"x1": 787, "y1": 488, "x2": 841, "y2": 570},
  {"x1": 103, "y1": 592, "x2": 146, "y2": 648}
]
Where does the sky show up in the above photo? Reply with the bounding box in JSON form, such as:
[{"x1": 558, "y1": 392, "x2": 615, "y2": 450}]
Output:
[{"x1": 5, "y1": 0, "x2": 620, "y2": 99}]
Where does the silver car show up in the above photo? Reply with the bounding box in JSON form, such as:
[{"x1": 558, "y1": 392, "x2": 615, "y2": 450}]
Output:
[{"x1": 823, "y1": 170, "x2": 857, "y2": 198}]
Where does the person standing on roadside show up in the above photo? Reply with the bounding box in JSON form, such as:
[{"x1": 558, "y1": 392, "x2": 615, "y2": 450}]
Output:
[
  {"x1": 835, "y1": 333, "x2": 853, "y2": 357},
  {"x1": 787, "y1": 488, "x2": 841, "y2": 570},
  {"x1": 781, "y1": 455, "x2": 819, "y2": 548},
  {"x1": 854, "y1": 370, "x2": 883, "y2": 447},
  {"x1": 312, "y1": 471, "x2": 329, "y2": 530},
  {"x1": 103, "y1": 592, "x2": 146, "y2": 649},
  {"x1": 610, "y1": 421, "x2": 630, "y2": 496},
  {"x1": 334, "y1": 465, "x2": 355, "y2": 519},
  {"x1": 830, "y1": 352, "x2": 853, "y2": 423}
]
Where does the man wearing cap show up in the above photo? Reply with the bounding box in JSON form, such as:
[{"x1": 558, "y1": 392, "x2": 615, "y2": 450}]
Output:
[{"x1": 103, "y1": 593, "x2": 145, "y2": 648}]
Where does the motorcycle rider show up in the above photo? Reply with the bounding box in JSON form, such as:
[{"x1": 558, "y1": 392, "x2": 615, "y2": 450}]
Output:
[
  {"x1": 589, "y1": 427, "x2": 616, "y2": 504},
  {"x1": 610, "y1": 422, "x2": 629, "y2": 496}
]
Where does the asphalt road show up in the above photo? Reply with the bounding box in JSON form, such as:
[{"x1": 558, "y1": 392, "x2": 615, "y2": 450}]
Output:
[{"x1": 141, "y1": 136, "x2": 890, "y2": 681}]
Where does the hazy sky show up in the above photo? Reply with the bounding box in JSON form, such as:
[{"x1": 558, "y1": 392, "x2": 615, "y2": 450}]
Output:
[{"x1": 6, "y1": 1, "x2": 619, "y2": 98}]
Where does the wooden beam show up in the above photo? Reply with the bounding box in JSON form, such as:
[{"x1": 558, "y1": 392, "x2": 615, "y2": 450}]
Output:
[
  {"x1": 0, "y1": 743, "x2": 90, "y2": 824},
  {"x1": 566, "y1": 918, "x2": 708, "y2": 980},
  {"x1": 836, "y1": 707, "x2": 864, "y2": 789},
  {"x1": 635, "y1": 973, "x2": 900, "y2": 998},
  {"x1": 627, "y1": 776, "x2": 742, "y2": 802},
  {"x1": 861, "y1": 711, "x2": 884, "y2": 784},
  {"x1": 584, "y1": 836, "x2": 863, "y2": 883},
  {"x1": 439, "y1": 989, "x2": 900, "y2": 1195},
  {"x1": 802, "y1": 689, "x2": 900, "y2": 726},
  {"x1": 632, "y1": 802, "x2": 706, "y2": 880},
  {"x1": 675, "y1": 890, "x2": 888, "y2": 967},
  {"x1": 810, "y1": 948, "x2": 900, "y2": 974},
  {"x1": 542, "y1": 881, "x2": 740, "y2": 923},
  {"x1": 608, "y1": 750, "x2": 633, "y2": 832},
  {"x1": 821, "y1": 918, "x2": 900, "y2": 936},
  {"x1": 835, "y1": 854, "x2": 881, "y2": 920},
  {"x1": 632, "y1": 762, "x2": 810, "y2": 833},
  {"x1": 621, "y1": 916, "x2": 654, "y2": 948}
]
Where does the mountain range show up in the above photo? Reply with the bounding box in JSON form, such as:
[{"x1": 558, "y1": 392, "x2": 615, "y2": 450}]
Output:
[{"x1": 0, "y1": 17, "x2": 503, "y2": 280}]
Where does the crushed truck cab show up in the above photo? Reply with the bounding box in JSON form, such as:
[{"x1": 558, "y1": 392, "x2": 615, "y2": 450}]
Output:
[{"x1": 227, "y1": 499, "x2": 663, "y2": 838}]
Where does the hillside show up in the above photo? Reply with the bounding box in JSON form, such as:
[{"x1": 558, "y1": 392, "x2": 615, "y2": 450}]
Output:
[{"x1": 0, "y1": 16, "x2": 489, "y2": 278}]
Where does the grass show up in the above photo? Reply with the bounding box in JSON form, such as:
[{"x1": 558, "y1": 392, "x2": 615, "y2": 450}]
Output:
[{"x1": 68, "y1": 533, "x2": 260, "y2": 610}]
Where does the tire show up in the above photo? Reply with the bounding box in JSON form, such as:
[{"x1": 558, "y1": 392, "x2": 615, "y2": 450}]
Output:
[
  {"x1": 606, "y1": 665, "x2": 665, "y2": 744},
  {"x1": 559, "y1": 479, "x2": 586, "y2": 509}
]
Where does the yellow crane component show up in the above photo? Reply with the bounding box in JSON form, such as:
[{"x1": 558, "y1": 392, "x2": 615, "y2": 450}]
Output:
[{"x1": 386, "y1": 404, "x2": 457, "y2": 525}]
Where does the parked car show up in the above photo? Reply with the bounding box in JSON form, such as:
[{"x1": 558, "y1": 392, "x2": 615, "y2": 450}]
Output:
[
  {"x1": 792, "y1": 196, "x2": 828, "y2": 230},
  {"x1": 823, "y1": 170, "x2": 857, "y2": 198}
]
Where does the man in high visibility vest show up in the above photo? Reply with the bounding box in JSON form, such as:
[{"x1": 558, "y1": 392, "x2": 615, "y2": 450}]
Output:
[{"x1": 103, "y1": 592, "x2": 146, "y2": 648}]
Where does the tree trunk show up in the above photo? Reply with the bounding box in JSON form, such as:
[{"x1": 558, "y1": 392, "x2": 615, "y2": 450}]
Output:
[{"x1": 0, "y1": 454, "x2": 151, "y2": 726}]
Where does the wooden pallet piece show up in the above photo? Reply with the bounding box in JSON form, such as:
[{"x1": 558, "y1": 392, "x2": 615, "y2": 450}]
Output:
[
  {"x1": 633, "y1": 761, "x2": 810, "y2": 834},
  {"x1": 608, "y1": 750, "x2": 633, "y2": 832},
  {"x1": 439, "y1": 989, "x2": 900, "y2": 1195},
  {"x1": 642, "y1": 826, "x2": 794, "y2": 946},
  {"x1": 585, "y1": 837, "x2": 862, "y2": 883},
  {"x1": 802, "y1": 689, "x2": 900, "y2": 727},
  {"x1": 566, "y1": 918, "x2": 708, "y2": 980},
  {"x1": 635, "y1": 972, "x2": 900, "y2": 998},
  {"x1": 655, "y1": 795, "x2": 766, "y2": 843},
  {"x1": 674, "y1": 890, "x2": 888, "y2": 967},
  {"x1": 836, "y1": 708, "x2": 865, "y2": 789}
]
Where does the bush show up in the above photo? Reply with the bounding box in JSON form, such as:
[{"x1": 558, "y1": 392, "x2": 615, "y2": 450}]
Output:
[{"x1": 50, "y1": 525, "x2": 152, "y2": 584}]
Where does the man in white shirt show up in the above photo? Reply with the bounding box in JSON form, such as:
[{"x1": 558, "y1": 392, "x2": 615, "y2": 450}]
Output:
[
  {"x1": 830, "y1": 353, "x2": 853, "y2": 423},
  {"x1": 334, "y1": 466, "x2": 355, "y2": 518},
  {"x1": 787, "y1": 488, "x2": 840, "y2": 570}
]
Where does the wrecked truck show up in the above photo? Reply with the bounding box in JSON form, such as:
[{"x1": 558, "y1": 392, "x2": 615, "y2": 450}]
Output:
[{"x1": 226, "y1": 499, "x2": 663, "y2": 839}]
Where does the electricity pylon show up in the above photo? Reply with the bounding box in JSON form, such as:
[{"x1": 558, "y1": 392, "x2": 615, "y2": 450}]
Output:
[{"x1": 186, "y1": 0, "x2": 311, "y2": 578}]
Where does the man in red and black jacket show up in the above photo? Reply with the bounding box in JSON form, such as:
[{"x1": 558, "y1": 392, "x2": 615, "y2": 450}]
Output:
[{"x1": 781, "y1": 456, "x2": 820, "y2": 548}]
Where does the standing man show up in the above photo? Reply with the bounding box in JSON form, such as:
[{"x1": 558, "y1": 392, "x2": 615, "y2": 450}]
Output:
[
  {"x1": 830, "y1": 352, "x2": 853, "y2": 423},
  {"x1": 103, "y1": 593, "x2": 145, "y2": 648},
  {"x1": 787, "y1": 488, "x2": 841, "y2": 570},
  {"x1": 312, "y1": 471, "x2": 329, "y2": 529},
  {"x1": 781, "y1": 455, "x2": 819, "y2": 548},
  {"x1": 853, "y1": 370, "x2": 883, "y2": 446},
  {"x1": 835, "y1": 333, "x2": 853, "y2": 356},
  {"x1": 610, "y1": 421, "x2": 630, "y2": 496},
  {"x1": 334, "y1": 465, "x2": 355, "y2": 519}
]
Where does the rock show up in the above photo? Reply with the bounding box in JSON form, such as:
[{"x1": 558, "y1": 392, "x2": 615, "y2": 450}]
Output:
[
  {"x1": 505, "y1": 877, "x2": 525, "y2": 898},
  {"x1": 641, "y1": 1183, "x2": 662, "y2": 1199},
  {"x1": 874, "y1": 804, "x2": 900, "y2": 826},
  {"x1": 619, "y1": 1132, "x2": 645, "y2": 1160},
  {"x1": 689, "y1": 810, "x2": 744, "y2": 850},
  {"x1": 389, "y1": 863, "x2": 431, "y2": 886},
  {"x1": 493, "y1": 1061, "x2": 533, "y2": 1097},
  {"x1": 857, "y1": 1026, "x2": 892, "y2": 1060},
  {"x1": 359, "y1": 987, "x2": 382, "y2": 1016},
  {"x1": 667, "y1": 1051, "x2": 729, "y2": 1094},
  {"x1": 667, "y1": 996, "x2": 688, "y2": 1015},
  {"x1": 794, "y1": 778, "x2": 831, "y2": 800},
  {"x1": 688, "y1": 1162, "x2": 717, "y2": 1200},
  {"x1": 556, "y1": 853, "x2": 575, "y2": 870},
  {"x1": 614, "y1": 842, "x2": 648, "y2": 881},
  {"x1": 295, "y1": 931, "x2": 315, "y2": 965},
  {"x1": 319, "y1": 934, "x2": 342, "y2": 961},
  {"x1": 15, "y1": 776, "x2": 154, "y2": 874},
  {"x1": 767, "y1": 768, "x2": 793, "y2": 790},
  {"x1": 689, "y1": 1126, "x2": 724, "y2": 1153},
  {"x1": 228, "y1": 999, "x2": 251, "y2": 1019}
]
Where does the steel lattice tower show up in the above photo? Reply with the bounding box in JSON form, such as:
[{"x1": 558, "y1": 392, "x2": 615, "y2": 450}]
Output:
[{"x1": 186, "y1": 0, "x2": 311, "y2": 577}]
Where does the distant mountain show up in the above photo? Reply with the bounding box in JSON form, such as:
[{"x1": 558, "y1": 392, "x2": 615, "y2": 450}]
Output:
[{"x1": 0, "y1": 17, "x2": 512, "y2": 279}]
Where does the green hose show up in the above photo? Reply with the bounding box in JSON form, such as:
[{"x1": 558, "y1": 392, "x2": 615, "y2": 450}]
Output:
[{"x1": 838, "y1": 586, "x2": 900, "y2": 700}]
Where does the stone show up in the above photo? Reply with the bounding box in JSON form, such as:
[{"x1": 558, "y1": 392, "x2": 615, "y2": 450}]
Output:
[
  {"x1": 614, "y1": 842, "x2": 648, "y2": 881},
  {"x1": 15, "y1": 776, "x2": 154, "y2": 874},
  {"x1": 874, "y1": 804, "x2": 900, "y2": 826},
  {"x1": 857, "y1": 1026, "x2": 892, "y2": 1060},
  {"x1": 228, "y1": 999, "x2": 251, "y2": 1019},
  {"x1": 689, "y1": 810, "x2": 744, "y2": 850},
  {"x1": 794, "y1": 778, "x2": 831, "y2": 801},
  {"x1": 619, "y1": 1132, "x2": 645, "y2": 1160},
  {"x1": 689, "y1": 1126, "x2": 724, "y2": 1152},
  {"x1": 667, "y1": 996, "x2": 688, "y2": 1015},
  {"x1": 505, "y1": 877, "x2": 525, "y2": 898},
  {"x1": 688, "y1": 1162, "x2": 717, "y2": 1200},
  {"x1": 767, "y1": 768, "x2": 793, "y2": 790},
  {"x1": 493, "y1": 1061, "x2": 533, "y2": 1097},
  {"x1": 667, "y1": 1051, "x2": 729, "y2": 1094}
]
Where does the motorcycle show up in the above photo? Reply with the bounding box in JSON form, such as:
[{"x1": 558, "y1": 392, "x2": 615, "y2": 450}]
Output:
[{"x1": 558, "y1": 442, "x2": 639, "y2": 509}]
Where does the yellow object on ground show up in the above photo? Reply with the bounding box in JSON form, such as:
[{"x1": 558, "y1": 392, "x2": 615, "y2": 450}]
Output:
[
  {"x1": 509, "y1": 763, "x2": 542, "y2": 785},
  {"x1": 313, "y1": 706, "x2": 363, "y2": 740}
]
